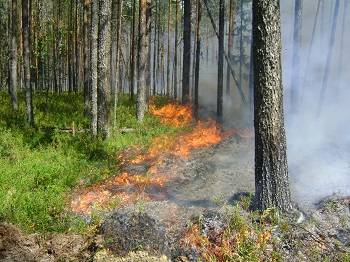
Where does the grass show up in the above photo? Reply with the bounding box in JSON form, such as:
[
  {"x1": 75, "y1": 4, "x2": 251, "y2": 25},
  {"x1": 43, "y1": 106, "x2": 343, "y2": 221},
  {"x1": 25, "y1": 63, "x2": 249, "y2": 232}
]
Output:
[{"x1": 0, "y1": 91, "x2": 181, "y2": 233}]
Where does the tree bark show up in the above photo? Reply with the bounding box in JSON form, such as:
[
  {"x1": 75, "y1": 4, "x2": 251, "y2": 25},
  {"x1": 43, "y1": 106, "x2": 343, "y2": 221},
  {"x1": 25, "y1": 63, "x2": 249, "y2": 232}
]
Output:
[
  {"x1": 10, "y1": 0, "x2": 18, "y2": 109},
  {"x1": 137, "y1": 0, "x2": 148, "y2": 122},
  {"x1": 90, "y1": 0, "x2": 98, "y2": 136},
  {"x1": 113, "y1": 0, "x2": 123, "y2": 130},
  {"x1": 97, "y1": 0, "x2": 112, "y2": 139},
  {"x1": 182, "y1": 0, "x2": 191, "y2": 104},
  {"x1": 226, "y1": 0, "x2": 234, "y2": 98},
  {"x1": 83, "y1": 0, "x2": 90, "y2": 118},
  {"x1": 252, "y1": 0, "x2": 292, "y2": 212},
  {"x1": 130, "y1": 0, "x2": 136, "y2": 100},
  {"x1": 217, "y1": 0, "x2": 224, "y2": 123},
  {"x1": 22, "y1": 0, "x2": 34, "y2": 126},
  {"x1": 194, "y1": 0, "x2": 202, "y2": 116},
  {"x1": 173, "y1": 0, "x2": 179, "y2": 99}
]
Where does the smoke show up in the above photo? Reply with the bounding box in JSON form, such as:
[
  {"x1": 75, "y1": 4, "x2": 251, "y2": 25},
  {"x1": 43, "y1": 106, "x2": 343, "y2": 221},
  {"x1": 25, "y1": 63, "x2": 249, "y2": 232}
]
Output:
[
  {"x1": 281, "y1": 0, "x2": 350, "y2": 206},
  {"x1": 197, "y1": 0, "x2": 350, "y2": 208}
]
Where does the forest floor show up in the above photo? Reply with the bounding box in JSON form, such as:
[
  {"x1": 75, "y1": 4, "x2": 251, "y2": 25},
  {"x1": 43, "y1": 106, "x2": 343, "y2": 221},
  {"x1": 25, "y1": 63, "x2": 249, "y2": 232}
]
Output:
[{"x1": 1, "y1": 128, "x2": 350, "y2": 261}]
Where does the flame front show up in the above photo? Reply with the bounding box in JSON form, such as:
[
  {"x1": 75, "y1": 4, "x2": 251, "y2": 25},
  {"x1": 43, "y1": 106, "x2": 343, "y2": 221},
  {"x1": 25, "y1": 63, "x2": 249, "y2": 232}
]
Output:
[{"x1": 70, "y1": 99, "x2": 252, "y2": 214}]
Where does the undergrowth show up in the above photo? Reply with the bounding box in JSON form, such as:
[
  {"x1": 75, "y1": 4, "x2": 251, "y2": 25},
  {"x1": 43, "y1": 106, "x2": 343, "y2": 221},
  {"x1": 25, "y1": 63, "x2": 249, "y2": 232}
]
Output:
[{"x1": 0, "y1": 91, "x2": 180, "y2": 233}]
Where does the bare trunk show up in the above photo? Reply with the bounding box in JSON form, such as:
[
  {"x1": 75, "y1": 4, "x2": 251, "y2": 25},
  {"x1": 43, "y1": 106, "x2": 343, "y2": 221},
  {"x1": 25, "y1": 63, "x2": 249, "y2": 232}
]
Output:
[
  {"x1": 83, "y1": 0, "x2": 90, "y2": 118},
  {"x1": 253, "y1": 0, "x2": 291, "y2": 212},
  {"x1": 97, "y1": 0, "x2": 112, "y2": 139},
  {"x1": 182, "y1": 0, "x2": 191, "y2": 104},
  {"x1": 90, "y1": 0, "x2": 98, "y2": 136},
  {"x1": 10, "y1": 0, "x2": 18, "y2": 109},
  {"x1": 194, "y1": 0, "x2": 202, "y2": 115},
  {"x1": 22, "y1": 0, "x2": 34, "y2": 126},
  {"x1": 317, "y1": 0, "x2": 340, "y2": 117},
  {"x1": 290, "y1": 0, "x2": 303, "y2": 116},
  {"x1": 217, "y1": 0, "x2": 224, "y2": 123}
]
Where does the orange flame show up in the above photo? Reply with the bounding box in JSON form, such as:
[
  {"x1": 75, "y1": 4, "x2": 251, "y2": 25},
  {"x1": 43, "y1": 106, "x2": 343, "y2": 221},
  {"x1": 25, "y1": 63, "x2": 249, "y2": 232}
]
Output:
[
  {"x1": 70, "y1": 99, "x2": 252, "y2": 214},
  {"x1": 71, "y1": 172, "x2": 166, "y2": 214},
  {"x1": 150, "y1": 99, "x2": 195, "y2": 127}
]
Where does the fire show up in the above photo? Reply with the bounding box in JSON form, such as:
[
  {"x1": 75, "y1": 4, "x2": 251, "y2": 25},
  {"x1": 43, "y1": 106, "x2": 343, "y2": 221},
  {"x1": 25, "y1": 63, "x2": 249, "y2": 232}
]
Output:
[
  {"x1": 71, "y1": 172, "x2": 166, "y2": 214},
  {"x1": 70, "y1": 99, "x2": 252, "y2": 214},
  {"x1": 150, "y1": 99, "x2": 195, "y2": 127}
]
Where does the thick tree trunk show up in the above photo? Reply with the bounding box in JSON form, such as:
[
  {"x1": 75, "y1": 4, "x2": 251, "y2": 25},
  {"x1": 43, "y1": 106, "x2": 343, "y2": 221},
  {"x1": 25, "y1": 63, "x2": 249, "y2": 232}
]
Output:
[
  {"x1": 182, "y1": 0, "x2": 191, "y2": 104},
  {"x1": 217, "y1": 0, "x2": 224, "y2": 123},
  {"x1": 137, "y1": 0, "x2": 148, "y2": 122},
  {"x1": 97, "y1": 0, "x2": 112, "y2": 139},
  {"x1": 90, "y1": 0, "x2": 98, "y2": 136},
  {"x1": 252, "y1": 0, "x2": 292, "y2": 212},
  {"x1": 10, "y1": 0, "x2": 18, "y2": 109},
  {"x1": 22, "y1": 0, "x2": 34, "y2": 126}
]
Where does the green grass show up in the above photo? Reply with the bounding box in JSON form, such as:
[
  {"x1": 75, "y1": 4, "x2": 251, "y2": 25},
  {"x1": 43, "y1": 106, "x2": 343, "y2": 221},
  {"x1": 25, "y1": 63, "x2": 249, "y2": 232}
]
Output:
[{"x1": 0, "y1": 91, "x2": 181, "y2": 233}]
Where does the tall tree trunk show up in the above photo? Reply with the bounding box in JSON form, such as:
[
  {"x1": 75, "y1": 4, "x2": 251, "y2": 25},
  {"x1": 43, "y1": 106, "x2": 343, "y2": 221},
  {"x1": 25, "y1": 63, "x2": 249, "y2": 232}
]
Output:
[
  {"x1": 166, "y1": 0, "x2": 171, "y2": 97},
  {"x1": 182, "y1": 0, "x2": 191, "y2": 104},
  {"x1": 317, "y1": 0, "x2": 340, "y2": 117},
  {"x1": 290, "y1": 0, "x2": 303, "y2": 116},
  {"x1": 97, "y1": 0, "x2": 112, "y2": 139},
  {"x1": 253, "y1": 0, "x2": 291, "y2": 212},
  {"x1": 137, "y1": 0, "x2": 148, "y2": 122},
  {"x1": 226, "y1": 0, "x2": 234, "y2": 98},
  {"x1": 113, "y1": 0, "x2": 123, "y2": 130},
  {"x1": 335, "y1": 0, "x2": 348, "y2": 100},
  {"x1": 301, "y1": 0, "x2": 321, "y2": 103},
  {"x1": 83, "y1": 0, "x2": 90, "y2": 117},
  {"x1": 203, "y1": 0, "x2": 247, "y2": 105},
  {"x1": 217, "y1": 0, "x2": 224, "y2": 123},
  {"x1": 22, "y1": 0, "x2": 34, "y2": 126},
  {"x1": 90, "y1": 0, "x2": 98, "y2": 136},
  {"x1": 10, "y1": 0, "x2": 18, "y2": 109},
  {"x1": 173, "y1": 0, "x2": 179, "y2": 99},
  {"x1": 68, "y1": 0, "x2": 74, "y2": 93},
  {"x1": 194, "y1": 0, "x2": 202, "y2": 115},
  {"x1": 130, "y1": 0, "x2": 136, "y2": 100}
]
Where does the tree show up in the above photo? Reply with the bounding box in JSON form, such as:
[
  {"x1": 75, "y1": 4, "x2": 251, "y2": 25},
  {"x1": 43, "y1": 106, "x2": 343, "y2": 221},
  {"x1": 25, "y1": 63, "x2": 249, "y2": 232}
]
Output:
[
  {"x1": 216, "y1": 0, "x2": 224, "y2": 123},
  {"x1": 317, "y1": 0, "x2": 340, "y2": 117},
  {"x1": 10, "y1": 0, "x2": 18, "y2": 109},
  {"x1": 97, "y1": 0, "x2": 112, "y2": 138},
  {"x1": 83, "y1": 0, "x2": 90, "y2": 118},
  {"x1": 194, "y1": 0, "x2": 202, "y2": 116},
  {"x1": 182, "y1": 0, "x2": 191, "y2": 104},
  {"x1": 252, "y1": 0, "x2": 292, "y2": 211},
  {"x1": 91, "y1": 0, "x2": 98, "y2": 136},
  {"x1": 226, "y1": 0, "x2": 235, "y2": 98},
  {"x1": 137, "y1": 0, "x2": 148, "y2": 122},
  {"x1": 290, "y1": 0, "x2": 303, "y2": 116},
  {"x1": 22, "y1": 0, "x2": 34, "y2": 126}
]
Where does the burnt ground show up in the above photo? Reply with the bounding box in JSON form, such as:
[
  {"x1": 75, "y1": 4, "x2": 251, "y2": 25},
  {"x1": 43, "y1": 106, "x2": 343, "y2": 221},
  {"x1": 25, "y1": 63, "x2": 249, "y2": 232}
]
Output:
[{"x1": 1, "y1": 133, "x2": 350, "y2": 261}]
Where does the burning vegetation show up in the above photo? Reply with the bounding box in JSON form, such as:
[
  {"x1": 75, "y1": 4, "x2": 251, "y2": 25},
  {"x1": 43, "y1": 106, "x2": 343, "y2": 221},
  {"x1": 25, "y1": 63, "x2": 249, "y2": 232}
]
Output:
[{"x1": 70, "y1": 99, "x2": 244, "y2": 215}]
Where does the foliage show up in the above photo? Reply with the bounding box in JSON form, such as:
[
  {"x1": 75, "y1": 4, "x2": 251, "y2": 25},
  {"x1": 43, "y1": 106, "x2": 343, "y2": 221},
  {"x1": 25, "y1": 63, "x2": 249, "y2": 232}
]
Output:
[{"x1": 0, "y1": 91, "x2": 180, "y2": 233}]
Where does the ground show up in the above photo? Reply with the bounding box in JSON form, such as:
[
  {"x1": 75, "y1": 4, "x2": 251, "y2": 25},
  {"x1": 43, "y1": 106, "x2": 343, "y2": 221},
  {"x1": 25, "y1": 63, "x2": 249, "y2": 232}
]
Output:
[{"x1": 1, "y1": 133, "x2": 349, "y2": 261}]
